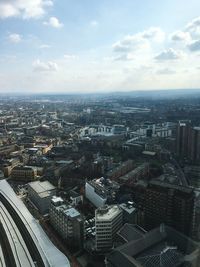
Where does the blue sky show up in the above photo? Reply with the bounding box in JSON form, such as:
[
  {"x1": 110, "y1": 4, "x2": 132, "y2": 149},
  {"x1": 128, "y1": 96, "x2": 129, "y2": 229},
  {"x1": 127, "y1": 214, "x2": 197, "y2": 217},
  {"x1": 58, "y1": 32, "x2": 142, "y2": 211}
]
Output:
[{"x1": 0, "y1": 0, "x2": 200, "y2": 93}]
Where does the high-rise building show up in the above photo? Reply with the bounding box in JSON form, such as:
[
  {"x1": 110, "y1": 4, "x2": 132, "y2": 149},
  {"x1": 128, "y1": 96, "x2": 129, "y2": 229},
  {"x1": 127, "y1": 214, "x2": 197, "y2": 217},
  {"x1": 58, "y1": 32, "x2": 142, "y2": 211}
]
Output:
[
  {"x1": 176, "y1": 121, "x2": 200, "y2": 163},
  {"x1": 176, "y1": 120, "x2": 191, "y2": 158},
  {"x1": 144, "y1": 180, "x2": 194, "y2": 236},
  {"x1": 192, "y1": 198, "x2": 200, "y2": 242},
  {"x1": 95, "y1": 205, "x2": 123, "y2": 251},
  {"x1": 188, "y1": 127, "x2": 200, "y2": 163}
]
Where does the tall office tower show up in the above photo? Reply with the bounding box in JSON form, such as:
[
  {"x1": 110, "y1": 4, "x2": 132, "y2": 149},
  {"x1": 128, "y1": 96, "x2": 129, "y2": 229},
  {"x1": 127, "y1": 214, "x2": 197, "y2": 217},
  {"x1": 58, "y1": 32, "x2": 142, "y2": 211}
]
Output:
[
  {"x1": 144, "y1": 181, "x2": 194, "y2": 236},
  {"x1": 95, "y1": 205, "x2": 123, "y2": 251},
  {"x1": 176, "y1": 120, "x2": 191, "y2": 158},
  {"x1": 188, "y1": 127, "x2": 200, "y2": 163}
]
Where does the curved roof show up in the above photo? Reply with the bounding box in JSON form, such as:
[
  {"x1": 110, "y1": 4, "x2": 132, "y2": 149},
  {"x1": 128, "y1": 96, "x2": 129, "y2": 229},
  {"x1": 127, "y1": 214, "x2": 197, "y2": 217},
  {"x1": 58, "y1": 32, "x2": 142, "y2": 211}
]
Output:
[{"x1": 0, "y1": 180, "x2": 70, "y2": 267}]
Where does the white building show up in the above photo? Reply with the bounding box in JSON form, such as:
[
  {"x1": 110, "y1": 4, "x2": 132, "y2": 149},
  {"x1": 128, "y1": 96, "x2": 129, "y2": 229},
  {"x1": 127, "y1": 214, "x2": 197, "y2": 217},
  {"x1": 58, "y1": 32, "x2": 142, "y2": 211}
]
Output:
[
  {"x1": 79, "y1": 124, "x2": 128, "y2": 139},
  {"x1": 85, "y1": 178, "x2": 119, "y2": 208},
  {"x1": 95, "y1": 205, "x2": 123, "y2": 251},
  {"x1": 136, "y1": 122, "x2": 173, "y2": 138},
  {"x1": 50, "y1": 196, "x2": 83, "y2": 248},
  {"x1": 85, "y1": 180, "x2": 107, "y2": 207},
  {"x1": 27, "y1": 180, "x2": 56, "y2": 214}
]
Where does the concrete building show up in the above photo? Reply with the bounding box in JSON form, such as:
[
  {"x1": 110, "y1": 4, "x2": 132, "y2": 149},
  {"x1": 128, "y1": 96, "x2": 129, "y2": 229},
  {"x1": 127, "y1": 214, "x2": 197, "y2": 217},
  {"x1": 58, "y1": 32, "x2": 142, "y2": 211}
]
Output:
[
  {"x1": 144, "y1": 180, "x2": 194, "y2": 236},
  {"x1": 118, "y1": 163, "x2": 149, "y2": 185},
  {"x1": 50, "y1": 196, "x2": 84, "y2": 249},
  {"x1": 176, "y1": 121, "x2": 200, "y2": 163},
  {"x1": 11, "y1": 166, "x2": 37, "y2": 182},
  {"x1": 27, "y1": 181, "x2": 56, "y2": 214},
  {"x1": 192, "y1": 196, "x2": 200, "y2": 242},
  {"x1": 69, "y1": 189, "x2": 83, "y2": 206},
  {"x1": 188, "y1": 127, "x2": 200, "y2": 163},
  {"x1": 119, "y1": 202, "x2": 138, "y2": 224},
  {"x1": 95, "y1": 205, "x2": 123, "y2": 251},
  {"x1": 184, "y1": 165, "x2": 200, "y2": 188},
  {"x1": 79, "y1": 124, "x2": 128, "y2": 139},
  {"x1": 136, "y1": 122, "x2": 173, "y2": 138},
  {"x1": 85, "y1": 177, "x2": 120, "y2": 208},
  {"x1": 107, "y1": 160, "x2": 134, "y2": 180}
]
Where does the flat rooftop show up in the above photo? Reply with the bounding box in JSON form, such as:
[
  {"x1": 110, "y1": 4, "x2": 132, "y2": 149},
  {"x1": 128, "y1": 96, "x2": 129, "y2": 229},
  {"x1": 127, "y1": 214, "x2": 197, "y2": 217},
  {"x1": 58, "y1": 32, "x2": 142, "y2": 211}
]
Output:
[
  {"x1": 64, "y1": 207, "x2": 80, "y2": 218},
  {"x1": 28, "y1": 181, "x2": 55, "y2": 194},
  {"x1": 96, "y1": 205, "x2": 121, "y2": 221}
]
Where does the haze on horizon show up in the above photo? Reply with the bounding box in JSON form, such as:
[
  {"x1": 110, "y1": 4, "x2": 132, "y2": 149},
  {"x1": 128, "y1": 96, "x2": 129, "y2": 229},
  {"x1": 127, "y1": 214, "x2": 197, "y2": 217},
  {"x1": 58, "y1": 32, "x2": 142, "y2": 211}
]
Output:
[{"x1": 0, "y1": 0, "x2": 200, "y2": 94}]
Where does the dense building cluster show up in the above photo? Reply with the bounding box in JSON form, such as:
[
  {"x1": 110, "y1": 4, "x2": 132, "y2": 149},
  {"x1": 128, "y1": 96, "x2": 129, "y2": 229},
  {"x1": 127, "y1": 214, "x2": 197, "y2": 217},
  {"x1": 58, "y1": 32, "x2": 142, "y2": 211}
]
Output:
[{"x1": 0, "y1": 93, "x2": 200, "y2": 266}]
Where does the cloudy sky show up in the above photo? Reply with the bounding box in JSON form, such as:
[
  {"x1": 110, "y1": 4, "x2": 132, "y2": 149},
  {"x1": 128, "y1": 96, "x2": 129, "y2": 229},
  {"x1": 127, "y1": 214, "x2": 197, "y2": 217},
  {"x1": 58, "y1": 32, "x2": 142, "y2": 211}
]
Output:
[{"x1": 0, "y1": 0, "x2": 200, "y2": 93}]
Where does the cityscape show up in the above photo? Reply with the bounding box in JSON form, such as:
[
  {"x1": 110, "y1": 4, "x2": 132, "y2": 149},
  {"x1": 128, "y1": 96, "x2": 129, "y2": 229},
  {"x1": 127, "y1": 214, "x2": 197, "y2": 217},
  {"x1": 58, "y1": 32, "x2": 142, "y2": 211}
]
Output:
[
  {"x1": 1, "y1": 0, "x2": 200, "y2": 267},
  {"x1": 0, "y1": 92, "x2": 200, "y2": 266}
]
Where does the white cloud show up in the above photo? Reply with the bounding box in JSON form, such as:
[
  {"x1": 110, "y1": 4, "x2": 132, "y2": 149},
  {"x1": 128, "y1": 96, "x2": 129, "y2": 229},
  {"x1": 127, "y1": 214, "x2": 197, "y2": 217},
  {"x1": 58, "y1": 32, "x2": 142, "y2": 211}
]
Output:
[
  {"x1": 0, "y1": 0, "x2": 53, "y2": 19},
  {"x1": 32, "y1": 59, "x2": 58, "y2": 72},
  {"x1": 8, "y1": 33, "x2": 22, "y2": 43},
  {"x1": 142, "y1": 27, "x2": 165, "y2": 42},
  {"x1": 64, "y1": 54, "x2": 79, "y2": 60},
  {"x1": 113, "y1": 35, "x2": 149, "y2": 53},
  {"x1": 113, "y1": 27, "x2": 165, "y2": 53},
  {"x1": 187, "y1": 40, "x2": 200, "y2": 52},
  {"x1": 186, "y1": 16, "x2": 200, "y2": 33},
  {"x1": 43, "y1": 16, "x2": 63, "y2": 28},
  {"x1": 155, "y1": 48, "x2": 185, "y2": 61},
  {"x1": 171, "y1": 31, "x2": 191, "y2": 42}
]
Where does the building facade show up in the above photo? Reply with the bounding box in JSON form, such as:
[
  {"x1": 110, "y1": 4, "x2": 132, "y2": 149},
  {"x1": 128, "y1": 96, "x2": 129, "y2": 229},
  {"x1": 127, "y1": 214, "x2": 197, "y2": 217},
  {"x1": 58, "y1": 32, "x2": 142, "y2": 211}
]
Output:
[
  {"x1": 27, "y1": 180, "x2": 56, "y2": 214},
  {"x1": 85, "y1": 178, "x2": 119, "y2": 208},
  {"x1": 144, "y1": 180, "x2": 194, "y2": 236},
  {"x1": 11, "y1": 166, "x2": 37, "y2": 181},
  {"x1": 49, "y1": 196, "x2": 84, "y2": 249},
  {"x1": 176, "y1": 121, "x2": 200, "y2": 163},
  {"x1": 95, "y1": 205, "x2": 123, "y2": 251}
]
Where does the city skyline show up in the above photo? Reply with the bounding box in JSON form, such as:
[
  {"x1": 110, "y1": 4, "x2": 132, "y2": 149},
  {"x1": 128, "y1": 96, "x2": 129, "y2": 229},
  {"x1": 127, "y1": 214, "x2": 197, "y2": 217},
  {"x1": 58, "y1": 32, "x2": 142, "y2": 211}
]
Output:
[{"x1": 0, "y1": 0, "x2": 200, "y2": 93}]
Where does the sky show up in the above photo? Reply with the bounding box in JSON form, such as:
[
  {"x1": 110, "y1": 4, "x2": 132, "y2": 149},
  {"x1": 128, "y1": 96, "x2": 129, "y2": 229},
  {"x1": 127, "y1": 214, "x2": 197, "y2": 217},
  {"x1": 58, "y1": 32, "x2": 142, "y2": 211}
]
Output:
[{"x1": 0, "y1": 0, "x2": 200, "y2": 94}]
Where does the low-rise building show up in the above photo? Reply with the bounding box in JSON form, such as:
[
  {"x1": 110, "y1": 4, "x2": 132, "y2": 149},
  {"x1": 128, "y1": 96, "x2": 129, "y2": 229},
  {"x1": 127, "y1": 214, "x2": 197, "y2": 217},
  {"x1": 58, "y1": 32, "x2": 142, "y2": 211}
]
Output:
[
  {"x1": 118, "y1": 163, "x2": 149, "y2": 185},
  {"x1": 119, "y1": 202, "x2": 138, "y2": 224},
  {"x1": 11, "y1": 166, "x2": 37, "y2": 181},
  {"x1": 49, "y1": 196, "x2": 84, "y2": 249},
  {"x1": 69, "y1": 189, "x2": 83, "y2": 206},
  {"x1": 27, "y1": 180, "x2": 56, "y2": 214}
]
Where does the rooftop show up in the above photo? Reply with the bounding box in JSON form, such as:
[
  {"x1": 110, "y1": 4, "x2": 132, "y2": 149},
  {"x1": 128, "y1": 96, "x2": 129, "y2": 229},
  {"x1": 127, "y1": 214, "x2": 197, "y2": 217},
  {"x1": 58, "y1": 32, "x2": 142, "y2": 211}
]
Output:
[
  {"x1": 64, "y1": 207, "x2": 80, "y2": 218},
  {"x1": 119, "y1": 203, "x2": 136, "y2": 214},
  {"x1": 107, "y1": 224, "x2": 200, "y2": 267},
  {"x1": 96, "y1": 205, "x2": 121, "y2": 221},
  {"x1": 149, "y1": 180, "x2": 194, "y2": 195},
  {"x1": 117, "y1": 224, "x2": 146, "y2": 244},
  {"x1": 51, "y1": 197, "x2": 81, "y2": 219},
  {"x1": 28, "y1": 181, "x2": 55, "y2": 194}
]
